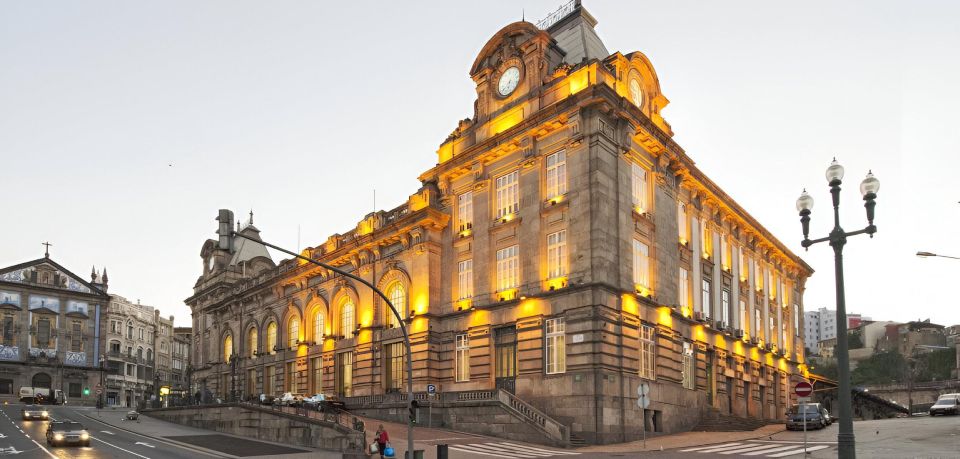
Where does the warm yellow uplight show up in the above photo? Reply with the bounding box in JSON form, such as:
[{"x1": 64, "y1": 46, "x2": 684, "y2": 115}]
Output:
[
  {"x1": 491, "y1": 107, "x2": 524, "y2": 135},
  {"x1": 546, "y1": 276, "x2": 568, "y2": 291},
  {"x1": 497, "y1": 288, "x2": 518, "y2": 302},
  {"x1": 679, "y1": 237, "x2": 688, "y2": 246},
  {"x1": 519, "y1": 298, "x2": 545, "y2": 318},
  {"x1": 634, "y1": 284, "x2": 652, "y2": 298},
  {"x1": 414, "y1": 294, "x2": 428, "y2": 315},
  {"x1": 437, "y1": 142, "x2": 454, "y2": 164},
  {"x1": 714, "y1": 334, "x2": 727, "y2": 350},
  {"x1": 733, "y1": 340, "x2": 745, "y2": 357},
  {"x1": 456, "y1": 298, "x2": 472, "y2": 311},
  {"x1": 778, "y1": 358, "x2": 788, "y2": 372},
  {"x1": 568, "y1": 68, "x2": 590, "y2": 95},
  {"x1": 750, "y1": 347, "x2": 760, "y2": 362},
  {"x1": 458, "y1": 229, "x2": 472, "y2": 238},
  {"x1": 621, "y1": 294, "x2": 639, "y2": 316},
  {"x1": 680, "y1": 306, "x2": 692, "y2": 319},
  {"x1": 411, "y1": 316, "x2": 429, "y2": 334},
  {"x1": 693, "y1": 324, "x2": 706, "y2": 342},
  {"x1": 468, "y1": 309, "x2": 490, "y2": 328},
  {"x1": 500, "y1": 213, "x2": 516, "y2": 223},
  {"x1": 657, "y1": 306, "x2": 673, "y2": 328}
]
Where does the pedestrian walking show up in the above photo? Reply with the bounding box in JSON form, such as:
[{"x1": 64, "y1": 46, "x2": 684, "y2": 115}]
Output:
[{"x1": 374, "y1": 424, "x2": 389, "y2": 458}]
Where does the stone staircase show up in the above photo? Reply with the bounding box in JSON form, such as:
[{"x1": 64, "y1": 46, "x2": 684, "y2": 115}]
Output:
[{"x1": 693, "y1": 408, "x2": 774, "y2": 432}]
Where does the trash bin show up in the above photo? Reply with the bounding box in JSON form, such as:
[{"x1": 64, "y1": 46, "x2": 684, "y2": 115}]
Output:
[
  {"x1": 405, "y1": 450, "x2": 424, "y2": 459},
  {"x1": 437, "y1": 444, "x2": 449, "y2": 459}
]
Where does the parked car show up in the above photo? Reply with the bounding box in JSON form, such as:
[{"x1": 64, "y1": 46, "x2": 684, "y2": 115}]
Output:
[
  {"x1": 273, "y1": 392, "x2": 303, "y2": 407},
  {"x1": 786, "y1": 403, "x2": 828, "y2": 430},
  {"x1": 258, "y1": 393, "x2": 276, "y2": 405},
  {"x1": 302, "y1": 394, "x2": 326, "y2": 409},
  {"x1": 21, "y1": 404, "x2": 49, "y2": 421},
  {"x1": 929, "y1": 395, "x2": 959, "y2": 416},
  {"x1": 820, "y1": 407, "x2": 833, "y2": 425},
  {"x1": 45, "y1": 421, "x2": 90, "y2": 447}
]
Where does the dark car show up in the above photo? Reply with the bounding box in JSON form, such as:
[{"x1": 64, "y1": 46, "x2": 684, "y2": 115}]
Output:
[
  {"x1": 21, "y1": 404, "x2": 49, "y2": 421},
  {"x1": 258, "y1": 393, "x2": 275, "y2": 405},
  {"x1": 45, "y1": 421, "x2": 90, "y2": 447},
  {"x1": 929, "y1": 396, "x2": 959, "y2": 416},
  {"x1": 786, "y1": 403, "x2": 827, "y2": 430}
]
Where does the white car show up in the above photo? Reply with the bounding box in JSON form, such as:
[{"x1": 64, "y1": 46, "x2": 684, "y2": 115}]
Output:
[{"x1": 273, "y1": 392, "x2": 303, "y2": 406}]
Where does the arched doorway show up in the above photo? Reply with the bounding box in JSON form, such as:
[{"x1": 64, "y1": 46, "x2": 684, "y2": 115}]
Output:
[{"x1": 32, "y1": 373, "x2": 51, "y2": 388}]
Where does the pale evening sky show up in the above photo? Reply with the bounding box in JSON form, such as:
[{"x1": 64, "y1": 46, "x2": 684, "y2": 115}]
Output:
[{"x1": 1, "y1": 1, "x2": 958, "y2": 327}]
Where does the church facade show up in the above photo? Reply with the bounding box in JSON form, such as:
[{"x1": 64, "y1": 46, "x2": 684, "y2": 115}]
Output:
[
  {"x1": 187, "y1": 3, "x2": 813, "y2": 443},
  {"x1": 0, "y1": 255, "x2": 110, "y2": 405}
]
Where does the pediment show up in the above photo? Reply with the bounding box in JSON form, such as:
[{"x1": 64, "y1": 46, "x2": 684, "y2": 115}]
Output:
[{"x1": 0, "y1": 258, "x2": 104, "y2": 296}]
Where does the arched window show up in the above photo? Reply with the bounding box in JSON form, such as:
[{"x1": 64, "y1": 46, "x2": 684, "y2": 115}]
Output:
[
  {"x1": 340, "y1": 298, "x2": 355, "y2": 338},
  {"x1": 146, "y1": 349, "x2": 153, "y2": 362},
  {"x1": 126, "y1": 321, "x2": 133, "y2": 339},
  {"x1": 385, "y1": 282, "x2": 406, "y2": 329},
  {"x1": 248, "y1": 327, "x2": 258, "y2": 358},
  {"x1": 137, "y1": 347, "x2": 143, "y2": 360},
  {"x1": 266, "y1": 322, "x2": 278, "y2": 354},
  {"x1": 288, "y1": 316, "x2": 300, "y2": 348},
  {"x1": 313, "y1": 310, "x2": 324, "y2": 343},
  {"x1": 223, "y1": 333, "x2": 233, "y2": 362}
]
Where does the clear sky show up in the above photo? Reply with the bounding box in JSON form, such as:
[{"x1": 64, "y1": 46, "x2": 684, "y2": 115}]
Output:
[{"x1": 1, "y1": 1, "x2": 958, "y2": 327}]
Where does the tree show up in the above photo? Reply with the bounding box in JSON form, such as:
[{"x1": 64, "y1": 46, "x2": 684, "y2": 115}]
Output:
[
  {"x1": 851, "y1": 350, "x2": 906, "y2": 385},
  {"x1": 916, "y1": 348, "x2": 956, "y2": 382}
]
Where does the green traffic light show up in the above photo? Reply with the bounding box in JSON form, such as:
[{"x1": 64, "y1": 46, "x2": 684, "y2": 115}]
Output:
[{"x1": 83, "y1": 388, "x2": 90, "y2": 395}]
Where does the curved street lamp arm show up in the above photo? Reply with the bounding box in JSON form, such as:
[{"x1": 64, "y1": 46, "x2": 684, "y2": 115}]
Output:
[{"x1": 231, "y1": 231, "x2": 416, "y2": 456}]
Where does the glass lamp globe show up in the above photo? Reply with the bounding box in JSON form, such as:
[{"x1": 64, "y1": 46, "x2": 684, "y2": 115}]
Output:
[
  {"x1": 795, "y1": 190, "x2": 814, "y2": 212},
  {"x1": 860, "y1": 170, "x2": 880, "y2": 197},
  {"x1": 825, "y1": 159, "x2": 844, "y2": 183}
]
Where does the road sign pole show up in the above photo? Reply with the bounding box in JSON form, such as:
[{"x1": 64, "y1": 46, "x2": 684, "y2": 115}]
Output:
[
  {"x1": 803, "y1": 400, "x2": 807, "y2": 455},
  {"x1": 641, "y1": 403, "x2": 646, "y2": 449}
]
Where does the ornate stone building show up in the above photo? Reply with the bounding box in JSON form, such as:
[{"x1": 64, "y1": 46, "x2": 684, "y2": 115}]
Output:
[
  {"x1": 0, "y1": 254, "x2": 109, "y2": 404},
  {"x1": 187, "y1": 2, "x2": 813, "y2": 443},
  {"x1": 101, "y1": 295, "x2": 158, "y2": 407}
]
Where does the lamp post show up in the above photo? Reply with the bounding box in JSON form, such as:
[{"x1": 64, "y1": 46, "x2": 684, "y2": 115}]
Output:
[
  {"x1": 218, "y1": 210, "x2": 416, "y2": 457},
  {"x1": 796, "y1": 159, "x2": 880, "y2": 459},
  {"x1": 916, "y1": 251, "x2": 960, "y2": 260},
  {"x1": 98, "y1": 355, "x2": 105, "y2": 412}
]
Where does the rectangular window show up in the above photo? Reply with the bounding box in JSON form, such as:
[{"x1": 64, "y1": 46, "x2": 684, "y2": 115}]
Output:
[
  {"x1": 754, "y1": 261, "x2": 764, "y2": 291},
  {"x1": 681, "y1": 341, "x2": 695, "y2": 390},
  {"x1": 36, "y1": 318, "x2": 51, "y2": 347},
  {"x1": 721, "y1": 235, "x2": 731, "y2": 271},
  {"x1": 545, "y1": 318, "x2": 566, "y2": 374},
  {"x1": 739, "y1": 247, "x2": 748, "y2": 281},
  {"x1": 311, "y1": 357, "x2": 322, "y2": 394},
  {"x1": 286, "y1": 361, "x2": 296, "y2": 393},
  {"x1": 794, "y1": 306, "x2": 800, "y2": 337},
  {"x1": 385, "y1": 342, "x2": 404, "y2": 391},
  {"x1": 2, "y1": 315, "x2": 14, "y2": 346},
  {"x1": 701, "y1": 279, "x2": 712, "y2": 318},
  {"x1": 755, "y1": 310, "x2": 762, "y2": 339},
  {"x1": 769, "y1": 317, "x2": 775, "y2": 345},
  {"x1": 68, "y1": 382, "x2": 81, "y2": 398},
  {"x1": 546, "y1": 230, "x2": 567, "y2": 278},
  {"x1": 633, "y1": 240, "x2": 650, "y2": 291},
  {"x1": 71, "y1": 321, "x2": 82, "y2": 352},
  {"x1": 495, "y1": 171, "x2": 519, "y2": 219},
  {"x1": 721, "y1": 289, "x2": 730, "y2": 326},
  {"x1": 457, "y1": 191, "x2": 473, "y2": 232},
  {"x1": 679, "y1": 268, "x2": 690, "y2": 310},
  {"x1": 701, "y1": 220, "x2": 712, "y2": 259},
  {"x1": 677, "y1": 202, "x2": 689, "y2": 244},
  {"x1": 336, "y1": 352, "x2": 353, "y2": 397},
  {"x1": 496, "y1": 245, "x2": 520, "y2": 292},
  {"x1": 638, "y1": 324, "x2": 656, "y2": 380},
  {"x1": 545, "y1": 150, "x2": 567, "y2": 199},
  {"x1": 247, "y1": 368, "x2": 257, "y2": 396},
  {"x1": 455, "y1": 334, "x2": 470, "y2": 382},
  {"x1": 739, "y1": 299, "x2": 747, "y2": 333},
  {"x1": 458, "y1": 259, "x2": 473, "y2": 300},
  {"x1": 631, "y1": 162, "x2": 648, "y2": 213},
  {"x1": 264, "y1": 365, "x2": 275, "y2": 395}
]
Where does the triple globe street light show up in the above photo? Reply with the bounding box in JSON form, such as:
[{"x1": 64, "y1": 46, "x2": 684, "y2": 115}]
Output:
[{"x1": 796, "y1": 159, "x2": 880, "y2": 459}]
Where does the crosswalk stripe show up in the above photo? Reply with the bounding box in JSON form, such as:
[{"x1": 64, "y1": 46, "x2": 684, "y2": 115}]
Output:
[
  {"x1": 472, "y1": 444, "x2": 555, "y2": 457},
  {"x1": 681, "y1": 442, "x2": 744, "y2": 452},
  {"x1": 448, "y1": 444, "x2": 541, "y2": 458},
  {"x1": 766, "y1": 445, "x2": 831, "y2": 457},
  {"x1": 718, "y1": 444, "x2": 798, "y2": 455},
  {"x1": 696, "y1": 443, "x2": 765, "y2": 454},
  {"x1": 498, "y1": 442, "x2": 581, "y2": 455},
  {"x1": 742, "y1": 445, "x2": 806, "y2": 456}
]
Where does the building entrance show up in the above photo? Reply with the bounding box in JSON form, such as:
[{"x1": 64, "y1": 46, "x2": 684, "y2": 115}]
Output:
[
  {"x1": 31, "y1": 373, "x2": 51, "y2": 388},
  {"x1": 494, "y1": 326, "x2": 516, "y2": 393}
]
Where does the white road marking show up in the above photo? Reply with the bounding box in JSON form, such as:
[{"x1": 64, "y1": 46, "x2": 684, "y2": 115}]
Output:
[
  {"x1": 449, "y1": 444, "x2": 540, "y2": 458},
  {"x1": 28, "y1": 438, "x2": 56, "y2": 459},
  {"x1": 136, "y1": 441, "x2": 156, "y2": 448},
  {"x1": 766, "y1": 445, "x2": 831, "y2": 457},
  {"x1": 92, "y1": 436, "x2": 152, "y2": 459},
  {"x1": 499, "y1": 442, "x2": 581, "y2": 455},
  {"x1": 718, "y1": 444, "x2": 800, "y2": 455},
  {"x1": 748, "y1": 440, "x2": 838, "y2": 444},
  {"x1": 101, "y1": 430, "x2": 115, "y2": 435},
  {"x1": 742, "y1": 445, "x2": 810, "y2": 456},
  {"x1": 681, "y1": 442, "x2": 744, "y2": 452}
]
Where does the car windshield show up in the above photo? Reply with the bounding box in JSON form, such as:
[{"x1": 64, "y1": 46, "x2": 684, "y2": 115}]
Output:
[
  {"x1": 790, "y1": 405, "x2": 820, "y2": 414},
  {"x1": 54, "y1": 422, "x2": 84, "y2": 431},
  {"x1": 24, "y1": 405, "x2": 37, "y2": 410},
  {"x1": 936, "y1": 397, "x2": 957, "y2": 405}
]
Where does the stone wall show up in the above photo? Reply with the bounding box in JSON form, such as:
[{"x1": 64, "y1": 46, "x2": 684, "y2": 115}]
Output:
[{"x1": 143, "y1": 404, "x2": 365, "y2": 455}]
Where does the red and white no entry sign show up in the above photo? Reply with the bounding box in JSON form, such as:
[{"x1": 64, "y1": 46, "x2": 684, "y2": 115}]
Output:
[{"x1": 794, "y1": 381, "x2": 813, "y2": 397}]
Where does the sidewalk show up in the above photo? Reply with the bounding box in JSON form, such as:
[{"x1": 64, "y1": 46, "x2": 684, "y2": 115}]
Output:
[
  {"x1": 577, "y1": 424, "x2": 787, "y2": 453},
  {"x1": 72, "y1": 406, "x2": 336, "y2": 458}
]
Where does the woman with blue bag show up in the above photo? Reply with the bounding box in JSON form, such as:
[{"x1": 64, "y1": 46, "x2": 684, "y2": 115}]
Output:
[{"x1": 374, "y1": 425, "x2": 391, "y2": 458}]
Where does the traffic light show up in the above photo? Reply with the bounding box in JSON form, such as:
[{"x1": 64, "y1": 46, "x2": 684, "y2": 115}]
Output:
[
  {"x1": 83, "y1": 387, "x2": 90, "y2": 396},
  {"x1": 408, "y1": 399, "x2": 419, "y2": 423}
]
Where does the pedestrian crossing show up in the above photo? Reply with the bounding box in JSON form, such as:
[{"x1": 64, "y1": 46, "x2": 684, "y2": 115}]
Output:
[
  {"x1": 680, "y1": 441, "x2": 833, "y2": 457},
  {"x1": 447, "y1": 441, "x2": 581, "y2": 458}
]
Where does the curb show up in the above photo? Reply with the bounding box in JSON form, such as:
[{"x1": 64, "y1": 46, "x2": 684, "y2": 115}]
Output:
[{"x1": 77, "y1": 411, "x2": 235, "y2": 458}]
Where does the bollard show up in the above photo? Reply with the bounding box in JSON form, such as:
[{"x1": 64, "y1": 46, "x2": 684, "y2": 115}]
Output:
[
  {"x1": 404, "y1": 450, "x2": 424, "y2": 459},
  {"x1": 437, "y1": 444, "x2": 449, "y2": 459}
]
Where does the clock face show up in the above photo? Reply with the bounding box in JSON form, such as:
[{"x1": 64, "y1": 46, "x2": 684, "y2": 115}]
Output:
[
  {"x1": 498, "y1": 66, "x2": 521, "y2": 96},
  {"x1": 629, "y1": 79, "x2": 643, "y2": 108}
]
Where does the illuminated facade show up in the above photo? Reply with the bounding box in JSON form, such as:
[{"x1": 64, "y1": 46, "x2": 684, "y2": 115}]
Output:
[{"x1": 187, "y1": 2, "x2": 812, "y2": 443}]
